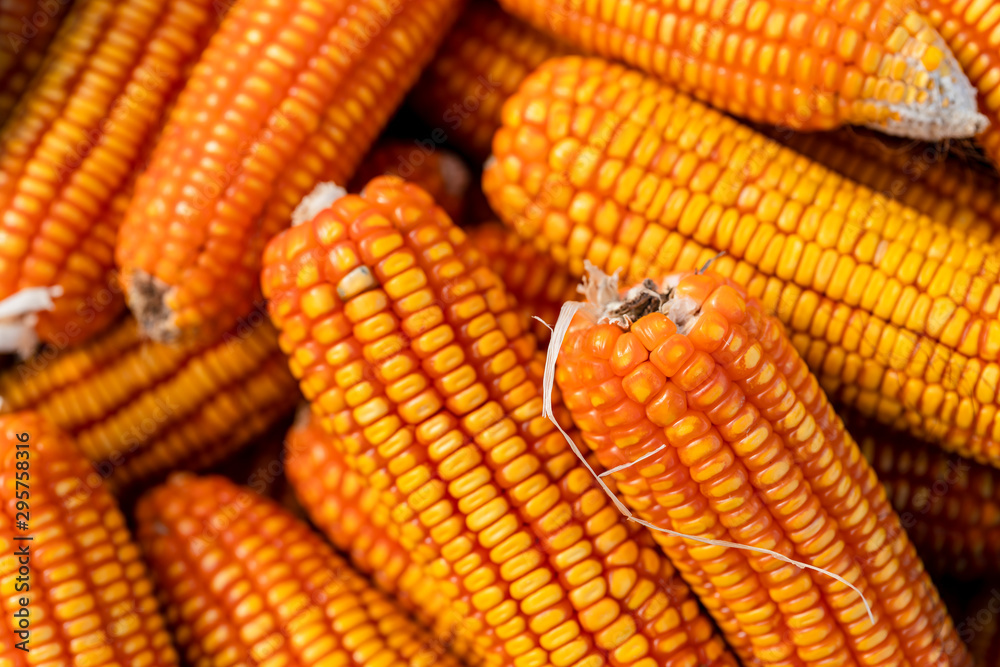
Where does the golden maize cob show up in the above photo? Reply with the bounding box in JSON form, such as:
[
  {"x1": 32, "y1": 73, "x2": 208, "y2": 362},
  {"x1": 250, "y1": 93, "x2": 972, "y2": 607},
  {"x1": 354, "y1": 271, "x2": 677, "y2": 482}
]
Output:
[
  {"x1": 350, "y1": 140, "x2": 472, "y2": 222},
  {"x1": 855, "y1": 420, "x2": 1000, "y2": 578},
  {"x1": 136, "y1": 473, "x2": 463, "y2": 667},
  {"x1": 765, "y1": 127, "x2": 1000, "y2": 242},
  {"x1": 466, "y1": 222, "x2": 578, "y2": 344},
  {"x1": 554, "y1": 267, "x2": 969, "y2": 665},
  {"x1": 287, "y1": 412, "x2": 483, "y2": 661},
  {"x1": 263, "y1": 175, "x2": 739, "y2": 667},
  {"x1": 0, "y1": 411, "x2": 178, "y2": 665},
  {"x1": 0, "y1": 316, "x2": 298, "y2": 490},
  {"x1": 0, "y1": 0, "x2": 72, "y2": 124},
  {"x1": 498, "y1": 0, "x2": 989, "y2": 140},
  {"x1": 0, "y1": 0, "x2": 219, "y2": 351},
  {"x1": 919, "y1": 0, "x2": 1000, "y2": 169},
  {"x1": 115, "y1": 0, "x2": 463, "y2": 345},
  {"x1": 409, "y1": 0, "x2": 575, "y2": 161},
  {"x1": 484, "y1": 55, "x2": 1000, "y2": 468}
]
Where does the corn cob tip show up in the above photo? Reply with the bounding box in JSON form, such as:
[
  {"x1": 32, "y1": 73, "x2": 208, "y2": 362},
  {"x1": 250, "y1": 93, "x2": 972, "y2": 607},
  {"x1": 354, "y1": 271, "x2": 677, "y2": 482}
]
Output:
[
  {"x1": 125, "y1": 270, "x2": 180, "y2": 343},
  {"x1": 0, "y1": 286, "x2": 64, "y2": 355},
  {"x1": 437, "y1": 151, "x2": 471, "y2": 199},
  {"x1": 875, "y1": 38, "x2": 988, "y2": 140},
  {"x1": 292, "y1": 182, "x2": 348, "y2": 227}
]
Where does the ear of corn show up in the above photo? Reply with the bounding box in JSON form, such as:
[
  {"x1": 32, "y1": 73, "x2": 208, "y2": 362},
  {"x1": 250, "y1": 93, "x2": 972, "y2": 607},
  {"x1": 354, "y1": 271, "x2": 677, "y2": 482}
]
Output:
[
  {"x1": 855, "y1": 418, "x2": 1000, "y2": 578},
  {"x1": 918, "y1": 0, "x2": 1000, "y2": 169},
  {"x1": 115, "y1": 0, "x2": 464, "y2": 345},
  {"x1": 484, "y1": 55, "x2": 1000, "y2": 468},
  {"x1": 409, "y1": 0, "x2": 574, "y2": 162},
  {"x1": 0, "y1": 412, "x2": 179, "y2": 666},
  {"x1": 498, "y1": 0, "x2": 987, "y2": 140},
  {"x1": 764, "y1": 127, "x2": 1000, "y2": 242},
  {"x1": 0, "y1": 0, "x2": 219, "y2": 351},
  {"x1": 350, "y1": 141, "x2": 472, "y2": 223},
  {"x1": 0, "y1": 316, "x2": 298, "y2": 490},
  {"x1": 0, "y1": 0, "x2": 72, "y2": 124},
  {"x1": 263, "y1": 175, "x2": 739, "y2": 667},
  {"x1": 555, "y1": 267, "x2": 969, "y2": 665},
  {"x1": 135, "y1": 473, "x2": 462, "y2": 667},
  {"x1": 466, "y1": 222, "x2": 578, "y2": 345}
]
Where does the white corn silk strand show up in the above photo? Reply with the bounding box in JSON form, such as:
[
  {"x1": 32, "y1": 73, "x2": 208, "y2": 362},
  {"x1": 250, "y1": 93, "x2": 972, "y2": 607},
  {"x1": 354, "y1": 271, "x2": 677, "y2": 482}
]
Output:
[{"x1": 538, "y1": 289, "x2": 876, "y2": 626}]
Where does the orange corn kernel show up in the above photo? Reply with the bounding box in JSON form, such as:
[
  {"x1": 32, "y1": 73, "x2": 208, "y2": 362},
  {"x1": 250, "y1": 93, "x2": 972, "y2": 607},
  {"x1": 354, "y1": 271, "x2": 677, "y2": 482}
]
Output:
[
  {"x1": 262, "y1": 175, "x2": 739, "y2": 667},
  {"x1": 498, "y1": 0, "x2": 986, "y2": 139},
  {"x1": 115, "y1": 0, "x2": 463, "y2": 344},
  {"x1": 0, "y1": 0, "x2": 219, "y2": 350},
  {"x1": 0, "y1": 412, "x2": 178, "y2": 666},
  {"x1": 136, "y1": 473, "x2": 462, "y2": 667},
  {"x1": 554, "y1": 267, "x2": 970, "y2": 666},
  {"x1": 484, "y1": 55, "x2": 1000, "y2": 468},
  {"x1": 409, "y1": 0, "x2": 576, "y2": 161},
  {"x1": 0, "y1": 317, "x2": 298, "y2": 490}
]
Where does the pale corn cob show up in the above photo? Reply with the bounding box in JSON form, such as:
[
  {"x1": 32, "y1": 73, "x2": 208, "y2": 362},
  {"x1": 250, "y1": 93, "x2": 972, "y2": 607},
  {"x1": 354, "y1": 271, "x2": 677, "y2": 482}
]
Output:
[{"x1": 483, "y1": 55, "x2": 1000, "y2": 468}]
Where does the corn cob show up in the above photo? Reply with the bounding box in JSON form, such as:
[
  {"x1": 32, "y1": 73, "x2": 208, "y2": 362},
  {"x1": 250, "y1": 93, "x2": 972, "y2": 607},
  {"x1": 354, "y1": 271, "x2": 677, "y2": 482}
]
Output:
[
  {"x1": 263, "y1": 175, "x2": 739, "y2": 667},
  {"x1": 553, "y1": 266, "x2": 970, "y2": 665},
  {"x1": 350, "y1": 140, "x2": 472, "y2": 222},
  {"x1": 0, "y1": 316, "x2": 298, "y2": 490},
  {"x1": 484, "y1": 55, "x2": 1000, "y2": 468},
  {"x1": 500, "y1": 0, "x2": 988, "y2": 140},
  {"x1": 0, "y1": 0, "x2": 219, "y2": 352},
  {"x1": 409, "y1": 0, "x2": 575, "y2": 161},
  {"x1": 918, "y1": 0, "x2": 1000, "y2": 169},
  {"x1": 136, "y1": 473, "x2": 463, "y2": 667},
  {"x1": 855, "y1": 420, "x2": 1000, "y2": 578},
  {"x1": 115, "y1": 0, "x2": 463, "y2": 345},
  {"x1": 764, "y1": 127, "x2": 1000, "y2": 241},
  {"x1": 466, "y1": 222, "x2": 578, "y2": 345},
  {"x1": 0, "y1": 411, "x2": 178, "y2": 665},
  {"x1": 286, "y1": 412, "x2": 483, "y2": 662},
  {"x1": 0, "y1": 0, "x2": 72, "y2": 124}
]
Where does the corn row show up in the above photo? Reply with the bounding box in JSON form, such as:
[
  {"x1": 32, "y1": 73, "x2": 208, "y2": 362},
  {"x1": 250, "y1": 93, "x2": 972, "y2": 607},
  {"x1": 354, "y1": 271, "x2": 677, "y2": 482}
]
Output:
[
  {"x1": 135, "y1": 473, "x2": 463, "y2": 667},
  {"x1": 263, "y1": 175, "x2": 738, "y2": 667},
  {"x1": 764, "y1": 127, "x2": 1000, "y2": 241},
  {"x1": 498, "y1": 0, "x2": 986, "y2": 139},
  {"x1": 0, "y1": 412, "x2": 178, "y2": 666},
  {"x1": 855, "y1": 420, "x2": 1000, "y2": 578},
  {"x1": 409, "y1": 0, "x2": 575, "y2": 161},
  {"x1": 466, "y1": 222, "x2": 578, "y2": 345},
  {"x1": 0, "y1": 0, "x2": 73, "y2": 124},
  {"x1": 115, "y1": 0, "x2": 463, "y2": 344},
  {"x1": 919, "y1": 0, "x2": 1000, "y2": 169},
  {"x1": 0, "y1": 0, "x2": 219, "y2": 350},
  {"x1": 555, "y1": 267, "x2": 969, "y2": 665},
  {"x1": 350, "y1": 140, "x2": 472, "y2": 223},
  {"x1": 0, "y1": 316, "x2": 298, "y2": 490},
  {"x1": 287, "y1": 412, "x2": 486, "y2": 663},
  {"x1": 483, "y1": 55, "x2": 1000, "y2": 467}
]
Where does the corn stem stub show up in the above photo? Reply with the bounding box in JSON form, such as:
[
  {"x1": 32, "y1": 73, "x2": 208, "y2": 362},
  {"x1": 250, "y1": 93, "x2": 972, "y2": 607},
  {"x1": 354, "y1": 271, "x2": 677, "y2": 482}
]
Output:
[{"x1": 262, "y1": 175, "x2": 740, "y2": 667}]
